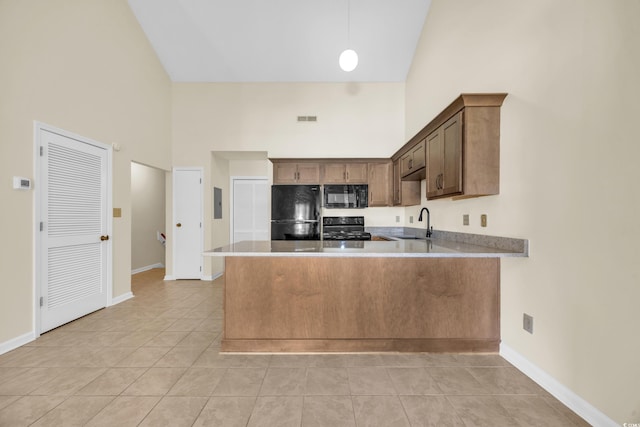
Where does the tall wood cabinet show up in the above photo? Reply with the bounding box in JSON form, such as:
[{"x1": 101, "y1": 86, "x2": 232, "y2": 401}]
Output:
[{"x1": 367, "y1": 162, "x2": 392, "y2": 207}]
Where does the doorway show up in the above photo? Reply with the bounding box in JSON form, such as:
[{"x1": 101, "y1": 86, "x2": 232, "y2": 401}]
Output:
[
  {"x1": 35, "y1": 123, "x2": 112, "y2": 334},
  {"x1": 131, "y1": 162, "x2": 166, "y2": 274}
]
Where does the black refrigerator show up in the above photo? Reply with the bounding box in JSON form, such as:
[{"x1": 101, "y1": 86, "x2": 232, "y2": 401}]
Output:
[{"x1": 271, "y1": 185, "x2": 321, "y2": 240}]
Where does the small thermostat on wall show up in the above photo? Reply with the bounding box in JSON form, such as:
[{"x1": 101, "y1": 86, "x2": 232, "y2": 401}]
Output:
[{"x1": 13, "y1": 176, "x2": 32, "y2": 190}]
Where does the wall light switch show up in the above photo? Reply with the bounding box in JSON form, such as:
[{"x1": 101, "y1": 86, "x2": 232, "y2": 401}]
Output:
[
  {"x1": 395, "y1": 216, "x2": 400, "y2": 223},
  {"x1": 480, "y1": 214, "x2": 487, "y2": 227},
  {"x1": 13, "y1": 176, "x2": 31, "y2": 190},
  {"x1": 463, "y1": 214, "x2": 469, "y2": 226},
  {"x1": 409, "y1": 216, "x2": 413, "y2": 224}
]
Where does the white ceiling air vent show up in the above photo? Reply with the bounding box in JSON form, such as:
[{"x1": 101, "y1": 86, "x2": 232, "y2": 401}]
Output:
[{"x1": 297, "y1": 116, "x2": 317, "y2": 122}]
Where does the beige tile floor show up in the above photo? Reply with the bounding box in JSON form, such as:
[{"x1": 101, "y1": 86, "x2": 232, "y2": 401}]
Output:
[{"x1": 0, "y1": 269, "x2": 591, "y2": 427}]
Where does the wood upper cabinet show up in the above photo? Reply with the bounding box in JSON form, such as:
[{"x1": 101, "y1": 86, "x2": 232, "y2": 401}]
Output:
[
  {"x1": 273, "y1": 162, "x2": 320, "y2": 184},
  {"x1": 367, "y1": 162, "x2": 392, "y2": 207},
  {"x1": 427, "y1": 112, "x2": 462, "y2": 199},
  {"x1": 321, "y1": 163, "x2": 368, "y2": 184},
  {"x1": 393, "y1": 159, "x2": 421, "y2": 206},
  {"x1": 394, "y1": 93, "x2": 507, "y2": 201},
  {"x1": 400, "y1": 139, "x2": 426, "y2": 180}
]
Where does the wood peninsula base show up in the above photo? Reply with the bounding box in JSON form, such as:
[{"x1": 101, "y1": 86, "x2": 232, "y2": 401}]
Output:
[{"x1": 221, "y1": 256, "x2": 500, "y2": 353}]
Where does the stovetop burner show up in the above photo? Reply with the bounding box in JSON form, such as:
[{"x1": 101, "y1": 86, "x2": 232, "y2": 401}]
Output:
[{"x1": 322, "y1": 216, "x2": 371, "y2": 241}]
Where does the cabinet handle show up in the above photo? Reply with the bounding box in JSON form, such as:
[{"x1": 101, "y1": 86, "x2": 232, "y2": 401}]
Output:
[
  {"x1": 346, "y1": 171, "x2": 349, "y2": 180},
  {"x1": 343, "y1": 171, "x2": 346, "y2": 180},
  {"x1": 409, "y1": 159, "x2": 413, "y2": 170}
]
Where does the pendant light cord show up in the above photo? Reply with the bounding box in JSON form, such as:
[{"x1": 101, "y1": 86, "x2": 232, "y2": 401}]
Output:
[{"x1": 347, "y1": 0, "x2": 351, "y2": 47}]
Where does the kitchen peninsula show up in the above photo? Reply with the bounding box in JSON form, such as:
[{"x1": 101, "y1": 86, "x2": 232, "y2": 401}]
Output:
[{"x1": 205, "y1": 232, "x2": 527, "y2": 353}]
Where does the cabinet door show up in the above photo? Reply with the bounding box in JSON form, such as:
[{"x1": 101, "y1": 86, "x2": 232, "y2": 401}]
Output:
[
  {"x1": 411, "y1": 140, "x2": 426, "y2": 170},
  {"x1": 392, "y1": 159, "x2": 401, "y2": 205},
  {"x1": 322, "y1": 163, "x2": 347, "y2": 183},
  {"x1": 426, "y1": 129, "x2": 443, "y2": 199},
  {"x1": 368, "y1": 162, "x2": 392, "y2": 207},
  {"x1": 296, "y1": 163, "x2": 320, "y2": 183},
  {"x1": 274, "y1": 163, "x2": 299, "y2": 184},
  {"x1": 441, "y1": 112, "x2": 463, "y2": 196},
  {"x1": 400, "y1": 152, "x2": 413, "y2": 177},
  {"x1": 346, "y1": 163, "x2": 368, "y2": 183}
]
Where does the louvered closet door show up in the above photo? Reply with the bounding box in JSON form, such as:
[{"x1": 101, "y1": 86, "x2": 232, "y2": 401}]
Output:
[
  {"x1": 40, "y1": 130, "x2": 109, "y2": 333},
  {"x1": 233, "y1": 179, "x2": 269, "y2": 243}
]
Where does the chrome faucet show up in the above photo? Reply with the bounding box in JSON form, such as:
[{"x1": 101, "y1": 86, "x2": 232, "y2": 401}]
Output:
[{"x1": 418, "y1": 207, "x2": 433, "y2": 238}]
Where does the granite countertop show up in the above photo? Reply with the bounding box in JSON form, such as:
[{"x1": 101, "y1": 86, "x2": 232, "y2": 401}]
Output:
[{"x1": 204, "y1": 230, "x2": 528, "y2": 258}]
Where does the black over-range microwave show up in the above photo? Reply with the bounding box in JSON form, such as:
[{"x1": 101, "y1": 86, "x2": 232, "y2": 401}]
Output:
[{"x1": 323, "y1": 184, "x2": 368, "y2": 209}]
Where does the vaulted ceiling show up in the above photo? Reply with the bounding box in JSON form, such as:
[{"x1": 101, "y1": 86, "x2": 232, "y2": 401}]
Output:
[{"x1": 128, "y1": 0, "x2": 431, "y2": 82}]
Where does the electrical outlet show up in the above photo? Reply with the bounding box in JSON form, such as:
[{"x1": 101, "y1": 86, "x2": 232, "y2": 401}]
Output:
[
  {"x1": 523, "y1": 313, "x2": 533, "y2": 334},
  {"x1": 396, "y1": 216, "x2": 400, "y2": 223},
  {"x1": 463, "y1": 214, "x2": 469, "y2": 226},
  {"x1": 409, "y1": 216, "x2": 413, "y2": 224},
  {"x1": 480, "y1": 214, "x2": 487, "y2": 227}
]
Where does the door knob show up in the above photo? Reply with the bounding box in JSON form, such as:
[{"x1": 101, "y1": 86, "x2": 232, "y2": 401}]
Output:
[
  {"x1": 100, "y1": 235, "x2": 109, "y2": 241},
  {"x1": 176, "y1": 223, "x2": 182, "y2": 228}
]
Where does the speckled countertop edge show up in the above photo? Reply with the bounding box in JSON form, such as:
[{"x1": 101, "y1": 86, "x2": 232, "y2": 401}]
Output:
[
  {"x1": 204, "y1": 229, "x2": 529, "y2": 258},
  {"x1": 367, "y1": 227, "x2": 529, "y2": 255}
]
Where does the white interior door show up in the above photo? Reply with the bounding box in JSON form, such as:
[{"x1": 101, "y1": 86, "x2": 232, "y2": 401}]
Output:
[
  {"x1": 173, "y1": 168, "x2": 203, "y2": 279},
  {"x1": 37, "y1": 127, "x2": 111, "y2": 333},
  {"x1": 232, "y1": 178, "x2": 269, "y2": 243}
]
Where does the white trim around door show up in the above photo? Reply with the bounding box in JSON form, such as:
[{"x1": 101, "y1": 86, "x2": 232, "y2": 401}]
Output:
[{"x1": 34, "y1": 121, "x2": 113, "y2": 337}]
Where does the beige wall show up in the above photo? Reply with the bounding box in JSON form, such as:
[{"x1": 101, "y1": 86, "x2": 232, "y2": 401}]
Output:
[
  {"x1": 131, "y1": 162, "x2": 166, "y2": 271},
  {"x1": 406, "y1": 0, "x2": 640, "y2": 423},
  {"x1": 172, "y1": 83, "x2": 405, "y2": 163},
  {"x1": 0, "y1": 0, "x2": 171, "y2": 344}
]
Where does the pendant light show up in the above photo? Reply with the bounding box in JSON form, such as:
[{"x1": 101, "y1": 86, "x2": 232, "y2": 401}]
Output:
[{"x1": 339, "y1": 0, "x2": 358, "y2": 72}]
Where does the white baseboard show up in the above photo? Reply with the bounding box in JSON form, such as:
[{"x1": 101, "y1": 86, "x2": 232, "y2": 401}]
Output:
[
  {"x1": 0, "y1": 331, "x2": 35, "y2": 356},
  {"x1": 110, "y1": 292, "x2": 134, "y2": 306},
  {"x1": 500, "y1": 343, "x2": 617, "y2": 427},
  {"x1": 164, "y1": 275, "x2": 175, "y2": 280},
  {"x1": 201, "y1": 272, "x2": 223, "y2": 281},
  {"x1": 131, "y1": 263, "x2": 164, "y2": 275}
]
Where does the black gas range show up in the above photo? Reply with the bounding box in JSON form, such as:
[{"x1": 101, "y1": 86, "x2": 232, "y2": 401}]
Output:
[{"x1": 322, "y1": 216, "x2": 371, "y2": 241}]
